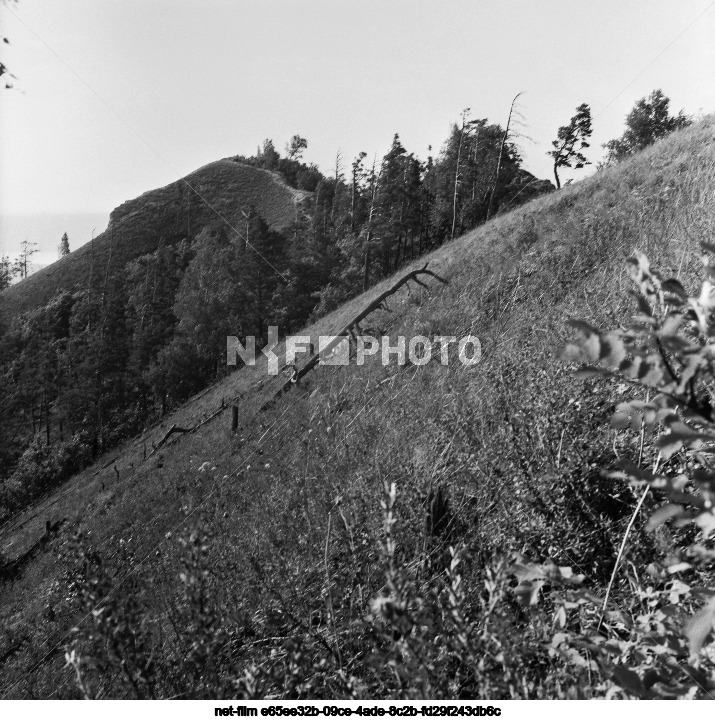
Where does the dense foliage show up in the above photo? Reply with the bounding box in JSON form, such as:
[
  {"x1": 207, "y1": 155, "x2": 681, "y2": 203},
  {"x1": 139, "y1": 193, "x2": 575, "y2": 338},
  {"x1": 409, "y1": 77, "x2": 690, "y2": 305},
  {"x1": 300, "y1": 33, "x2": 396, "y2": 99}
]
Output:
[{"x1": 603, "y1": 89, "x2": 691, "y2": 164}]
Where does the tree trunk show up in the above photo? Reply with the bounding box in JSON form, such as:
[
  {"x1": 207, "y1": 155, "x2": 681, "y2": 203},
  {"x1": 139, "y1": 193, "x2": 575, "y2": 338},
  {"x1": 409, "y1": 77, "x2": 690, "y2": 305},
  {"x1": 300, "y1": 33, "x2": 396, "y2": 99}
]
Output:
[
  {"x1": 451, "y1": 113, "x2": 467, "y2": 240},
  {"x1": 487, "y1": 93, "x2": 523, "y2": 221},
  {"x1": 362, "y1": 159, "x2": 382, "y2": 292},
  {"x1": 362, "y1": 247, "x2": 370, "y2": 292}
]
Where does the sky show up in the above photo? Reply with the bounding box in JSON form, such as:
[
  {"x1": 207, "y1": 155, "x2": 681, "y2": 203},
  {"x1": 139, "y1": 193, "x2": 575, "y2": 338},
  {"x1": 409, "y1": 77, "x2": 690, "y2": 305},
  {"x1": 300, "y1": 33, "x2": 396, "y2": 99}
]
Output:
[{"x1": 0, "y1": 0, "x2": 714, "y2": 268}]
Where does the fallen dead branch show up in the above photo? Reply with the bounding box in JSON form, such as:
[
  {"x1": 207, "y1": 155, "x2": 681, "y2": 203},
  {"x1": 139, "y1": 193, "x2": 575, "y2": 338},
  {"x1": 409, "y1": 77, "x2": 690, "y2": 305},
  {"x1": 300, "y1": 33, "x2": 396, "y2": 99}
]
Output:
[
  {"x1": 262, "y1": 262, "x2": 447, "y2": 410},
  {"x1": 92, "y1": 456, "x2": 119, "y2": 477}
]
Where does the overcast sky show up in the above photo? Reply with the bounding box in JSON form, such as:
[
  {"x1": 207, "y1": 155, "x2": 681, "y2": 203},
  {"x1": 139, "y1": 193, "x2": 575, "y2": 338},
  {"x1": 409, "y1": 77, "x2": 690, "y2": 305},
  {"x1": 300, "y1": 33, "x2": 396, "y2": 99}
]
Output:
[{"x1": 0, "y1": 0, "x2": 713, "y2": 249}]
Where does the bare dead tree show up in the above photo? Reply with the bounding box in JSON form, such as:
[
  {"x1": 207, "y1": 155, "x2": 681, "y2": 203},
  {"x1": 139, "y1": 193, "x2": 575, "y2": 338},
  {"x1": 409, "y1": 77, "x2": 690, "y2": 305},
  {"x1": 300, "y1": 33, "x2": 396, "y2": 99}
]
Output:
[
  {"x1": 350, "y1": 151, "x2": 367, "y2": 231},
  {"x1": 451, "y1": 109, "x2": 470, "y2": 241},
  {"x1": 487, "y1": 92, "x2": 524, "y2": 221},
  {"x1": 363, "y1": 156, "x2": 384, "y2": 292},
  {"x1": 331, "y1": 149, "x2": 343, "y2": 222}
]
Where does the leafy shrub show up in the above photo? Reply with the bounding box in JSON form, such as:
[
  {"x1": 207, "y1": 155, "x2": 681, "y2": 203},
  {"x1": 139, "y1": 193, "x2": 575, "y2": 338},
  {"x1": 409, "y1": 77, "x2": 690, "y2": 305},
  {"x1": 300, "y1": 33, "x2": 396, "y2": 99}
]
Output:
[
  {"x1": 0, "y1": 433, "x2": 92, "y2": 519},
  {"x1": 66, "y1": 532, "x2": 157, "y2": 699},
  {"x1": 513, "y1": 245, "x2": 715, "y2": 698}
]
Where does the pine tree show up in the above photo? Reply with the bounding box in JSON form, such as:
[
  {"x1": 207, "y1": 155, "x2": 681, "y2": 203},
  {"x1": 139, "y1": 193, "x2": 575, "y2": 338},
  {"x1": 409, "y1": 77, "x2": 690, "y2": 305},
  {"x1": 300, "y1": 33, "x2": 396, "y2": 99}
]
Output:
[
  {"x1": 258, "y1": 139, "x2": 280, "y2": 170},
  {"x1": 373, "y1": 134, "x2": 408, "y2": 275},
  {"x1": 58, "y1": 232, "x2": 70, "y2": 257},
  {"x1": 167, "y1": 226, "x2": 248, "y2": 396},
  {"x1": 238, "y1": 207, "x2": 288, "y2": 341},
  {"x1": 603, "y1": 89, "x2": 690, "y2": 163},
  {"x1": 425, "y1": 117, "x2": 516, "y2": 240},
  {"x1": 548, "y1": 104, "x2": 593, "y2": 189},
  {"x1": 285, "y1": 135, "x2": 308, "y2": 161},
  {"x1": 0, "y1": 254, "x2": 15, "y2": 290},
  {"x1": 14, "y1": 238, "x2": 38, "y2": 279}
]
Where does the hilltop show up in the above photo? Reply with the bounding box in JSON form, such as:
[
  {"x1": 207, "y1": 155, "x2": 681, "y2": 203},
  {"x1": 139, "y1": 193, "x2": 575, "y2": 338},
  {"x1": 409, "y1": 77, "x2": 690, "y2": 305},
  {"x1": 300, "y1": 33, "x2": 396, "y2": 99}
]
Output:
[
  {"x1": 1, "y1": 117, "x2": 713, "y2": 699},
  {"x1": 0, "y1": 160, "x2": 305, "y2": 320}
]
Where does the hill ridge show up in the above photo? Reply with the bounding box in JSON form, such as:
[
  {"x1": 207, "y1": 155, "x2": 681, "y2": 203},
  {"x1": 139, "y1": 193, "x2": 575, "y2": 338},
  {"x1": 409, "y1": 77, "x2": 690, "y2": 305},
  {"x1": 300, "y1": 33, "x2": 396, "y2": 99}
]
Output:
[{"x1": 0, "y1": 160, "x2": 304, "y2": 319}]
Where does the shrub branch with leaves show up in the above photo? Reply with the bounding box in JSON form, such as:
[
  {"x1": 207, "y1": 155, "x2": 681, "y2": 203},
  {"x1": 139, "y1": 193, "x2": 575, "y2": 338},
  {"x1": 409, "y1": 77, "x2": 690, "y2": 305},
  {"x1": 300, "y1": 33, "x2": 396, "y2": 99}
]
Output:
[
  {"x1": 512, "y1": 244, "x2": 715, "y2": 698},
  {"x1": 67, "y1": 532, "x2": 157, "y2": 699}
]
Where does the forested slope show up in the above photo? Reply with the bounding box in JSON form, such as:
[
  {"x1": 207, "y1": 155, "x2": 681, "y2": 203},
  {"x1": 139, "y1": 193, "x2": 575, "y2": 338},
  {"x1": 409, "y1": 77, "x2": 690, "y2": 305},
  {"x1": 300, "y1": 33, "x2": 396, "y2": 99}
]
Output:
[
  {"x1": 0, "y1": 160, "x2": 303, "y2": 321},
  {"x1": 0, "y1": 121, "x2": 551, "y2": 518}
]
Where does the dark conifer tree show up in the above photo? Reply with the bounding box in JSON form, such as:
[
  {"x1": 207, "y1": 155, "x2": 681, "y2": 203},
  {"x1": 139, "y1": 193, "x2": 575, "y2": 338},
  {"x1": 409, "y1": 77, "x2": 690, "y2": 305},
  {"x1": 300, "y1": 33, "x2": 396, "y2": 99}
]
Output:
[{"x1": 58, "y1": 232, "x2": 70, "y2": 257}]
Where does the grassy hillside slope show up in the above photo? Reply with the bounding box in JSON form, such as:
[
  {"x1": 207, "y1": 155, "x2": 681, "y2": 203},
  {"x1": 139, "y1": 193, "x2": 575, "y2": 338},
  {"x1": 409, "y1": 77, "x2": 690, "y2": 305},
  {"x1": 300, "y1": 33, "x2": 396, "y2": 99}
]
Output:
[
  {"x1": 1, "y1": 117, "x2": 714, "y2": 699},
  {"x1": 0, "y1": 160, "x2": 304, "y2": 320}
]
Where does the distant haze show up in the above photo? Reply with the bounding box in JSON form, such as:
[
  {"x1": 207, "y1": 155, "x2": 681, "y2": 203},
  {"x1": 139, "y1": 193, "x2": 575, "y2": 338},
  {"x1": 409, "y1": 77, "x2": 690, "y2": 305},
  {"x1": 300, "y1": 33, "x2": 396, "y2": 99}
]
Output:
[{"x1": 0, "y1": 212, "x2": 108, "y2": 272}]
